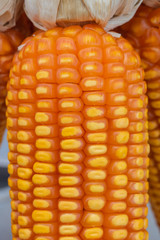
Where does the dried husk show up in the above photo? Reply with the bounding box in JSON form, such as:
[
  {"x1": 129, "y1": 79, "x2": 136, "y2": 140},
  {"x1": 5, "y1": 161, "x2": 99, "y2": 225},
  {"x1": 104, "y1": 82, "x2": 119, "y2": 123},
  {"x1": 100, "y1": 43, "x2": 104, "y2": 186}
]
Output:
[
  {"x1": 143, "y1": 0, "x2": 160, "y2": 8},
  {"x1": 24, "y1": 0, "x2": 143, "y2": 31},
  {"x1": 0, "y1": 0, "x2": 23, "y2": 31}
]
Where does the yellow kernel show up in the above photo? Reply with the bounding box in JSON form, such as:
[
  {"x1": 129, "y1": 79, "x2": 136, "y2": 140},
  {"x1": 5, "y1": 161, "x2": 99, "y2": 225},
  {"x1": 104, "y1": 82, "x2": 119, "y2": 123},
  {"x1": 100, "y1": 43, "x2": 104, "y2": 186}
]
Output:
[
  {"x1": 148, "y1": 82, "x2": 159, "y2": 89},
  {"x1": 35, "y1": 113, "x2": 49, "y2": 122},
  {"x1": 20, "y1": 78, "x2": 29, "y2": 85},
  {"x1": 115, "y1": 161, "x2": 127, "y2": 171},
  {"x1": 60, "y1": 152, "x2": 80, "y2": 162},
  {"x1": 34, "y1": 187, "x2": 51, "y2": 197},
  {"x1": 36, "y1": 139, "x2": 51, "y2": 149},
  {"x1": 38, "y1": 57, "x2": 50, "y2": 65},
  {"x1": 84, "y1": 227, "x2": 103, "y2": 239},
  {"x1": 58, "y1": 201, "x2": 77, "y2": 211},
  {"x1": 18, "y1": 168, "x2": 32, "y2": 179},
  {"x1": 61, "y1": 101, "x2": 74, "y2": 108},
  {"x1": 132, "y1": 219, "x2": 144, "y2": 231},
  {"x1": 7, "y1": 91, "x2": 13, "y2": 100},
  {"x1": 89, "y1": 157, "x2": 109, "y2": 167},
  {"x1": 61, "y1": 139, "x2": 81, "y2": 150},
  {"x1": 87, "y1": 133, "x2": 107, "y2": 142},
  {"x1": 88, "y1": 199, "x2": 105, "y2": 210},
  {"x1": 114, "y1": 95, "x2": 126, "y2": 102},
  {"x1": 116, "y1": 146, "x2": 128, "y2": 159},
  {"x1": 87, "y1": 94, "x2": 104, "y2": 102},
  {"x1": 113, "y1": 189, "x2": 127, "y2": 200},
  {"x1": 151, "y1": 100, "x2": 160, "y2": 109},
  {"x1": 35, "y1": 126, "x2": 51, "y2": 136},
  {"x1": 85, "y1": 213, "x2": 101, "y2": 225},
  {"x1": 19, "y1": 229, "x2": 32, "y2": 239},
  {"x1": 134, "y1": 194, "x2": 144, "y2": 205},
  {"x1": 148, "y1": 121, "x2": 157, "y2": 130},
  {"x1": 18, "y1": 204, "x2": 27, "y2": 214},
  {"x1": 33, "y1": 162, "x2": 55, "y2": 173},
  {"x1": 18, "y1": 91, "x2": 28, "y2": 100},
  {"x1": 18, "y1": 106, "x2": 30, "y2": 113},
  {"x1": 88, "y1": 170, "x2": 106, "y2": 180},
  {"x1": 86, "y1": 107, "x2": 103, "y2": 117},
  {"x1": 36, "y1": 87, "x2": 48, "y2": 94},
  {"x1": 59, "y1": 176, "x2": 78, "y2": 186},
  {"x1": 148, "y1": 92, "x2": 160, "y2": 100},
  {"x1": 135, "y1": 157, "x2": 144, "y2": 166},
  {"x1": 115, "y1": 118, "x2": 129, "y2": 129},
  {"x1": 8, "y1": 142, "x2": 15, "y2": 151},
  {"x1": 33, "y1": 199, "x2": 49, "y2": 209},
  {"x1": 135, "y1": 145, "x2": 144, "y2": 155},
  {"x1": 111, "y1": 215, "x2": 128, "y2": 227},
  {"x1": 60, "y1": 238, "x2": 77, "y2": 240},
  {"x1": 60, "y1": 188, "x2": 79, "y2": 198},
  {"x1": 59, "y1": 163, "x2": 77, "y2": 174},
  {"x1": 10, "y1": 78, "x2": 15, "y2": 85},
  {"x1": 36, "y1": 70, "x2": 49, "y2": 80},
  {"x1": 145, "y1": 69, "x2": 157, "y2": 79},
  {"x1": 18, "y1": 192, "x2": 27, "y2": 201},
  {"x1": 17, "y1": 155, "x2": 29, "y2": 167},
  {"x1": 33, "y1": 224, "x2": 50, "y2": 234},
  {"x1": 17, "y1": 144, "x2": 31, "y2": 154},
  {"x1": 114, "y1": 107, "x2": 127, "y2": 116},
  {"x1": 113, "y1": 175, "x2": 128, "y2": 187},
  {"x1": 35, "y1": 151, "x2": 52, "y2": 162},
  {"x1": 88, "y1": 145, "x2": 107, "y2": 155},
  {"x1": 132, "y1": 133, "x2": 144, "y2": 143},
  {"x1": 7, "y1": 118, "x2": 13, "y2": 127},
  {"x1": 18, "y1": 216, "x2": 28, "y2": 226},
  {"x1": 136, "y1": 112, "x2": 143, "y2": 119},
  {"x1": 61, "y1": 116, "x2": 73, "y2": 124},
  {"x1": 112, "y1": 202, "x2": 126, "y2": 211},
  {"x1": 32, "y1": 210, "x2": 52, "y2": 222},
  {"x1": 134, "y1": 232, "x2": 144, "y2": 240},
  {"x1": 84, "y1": 80, "x2": 97, "y2": 87},
  {"x1": 90, "y1": 184, "x2": 104, "y2": 193},
  {"x1": 60, "y1": 213, "x2": 76, "y2": 223},
  {"x1": 17, "y1": 131, "x2": 29, "y2": 141},
  {"x1": 61, "y1": 127, "x2": 81, "y2": 137},
  {"x1": 112, "y1": 229, "x2": 128, "y2": 240},
  {"x1": 134, "y1": 183, "x2": 144, "y2": 191},
  {"x1": 32, "y1": 175, "x2": 49, "y2": 185},
  {"x1": 37, "y1": 101, "x2": 50, "y2": 109},
  {"x1": 87, "y1": 121, "x2": 105, "y2": 131},
  {"x1": 59, "y1": 225, "x2": 78, "y2": 235},
  {"x1": 116, "y1": 131, "x2": 129, "y2": 144},
  {"x1": 8, "y1": 164, "x2": 14, "y2": 175},
  {"x1": 18, "y1": 118, "x2": 28, "y2": 126},
  {"x1": 18, "y1": 179, "x2": 32, "y2": 191}
]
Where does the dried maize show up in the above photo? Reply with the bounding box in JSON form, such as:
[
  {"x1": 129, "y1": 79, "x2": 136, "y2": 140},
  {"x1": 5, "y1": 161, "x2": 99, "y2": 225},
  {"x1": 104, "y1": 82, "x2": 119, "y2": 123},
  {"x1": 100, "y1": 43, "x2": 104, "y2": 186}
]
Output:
[
  {"x1": 7, "y1": 24, "x2": 149, "y2": 240},
  {"x1": 118, "y1": 4, "x2": 160, "y2": 227}
]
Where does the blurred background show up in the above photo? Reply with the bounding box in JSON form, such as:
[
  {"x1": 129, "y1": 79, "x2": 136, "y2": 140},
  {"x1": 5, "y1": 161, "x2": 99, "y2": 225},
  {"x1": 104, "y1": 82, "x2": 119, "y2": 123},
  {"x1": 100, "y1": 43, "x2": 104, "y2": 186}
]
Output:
[{"x1": 0, "y1": 130, "x2": 160, "y2": 239}]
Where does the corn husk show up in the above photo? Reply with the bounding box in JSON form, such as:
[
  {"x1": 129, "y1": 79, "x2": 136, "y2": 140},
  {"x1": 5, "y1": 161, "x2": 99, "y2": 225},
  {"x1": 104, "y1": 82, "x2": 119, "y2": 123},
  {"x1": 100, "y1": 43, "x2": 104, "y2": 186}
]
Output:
[
  {"x1": 24, "y1": 0, "x2": 143, "y2": 31},
  {"x1": 143, "y1": 0, "x2": 160, "y2": 7},
  {"x1": 0, "y1": 0, "x2": 23, "y2": 31}
]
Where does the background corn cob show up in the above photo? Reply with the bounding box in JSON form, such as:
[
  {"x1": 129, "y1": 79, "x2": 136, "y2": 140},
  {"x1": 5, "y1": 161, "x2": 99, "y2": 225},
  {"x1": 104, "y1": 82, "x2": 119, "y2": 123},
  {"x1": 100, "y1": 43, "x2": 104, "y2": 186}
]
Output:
[
  {"x1": 7, "y1": 24, "x2": 149, "y2": 240},
  {"x1": 0, "y1": 13, "x2": 32, "y2": 146},
  {"x1": 118, "y1": 4, "x2": 160, "y2": 227}
]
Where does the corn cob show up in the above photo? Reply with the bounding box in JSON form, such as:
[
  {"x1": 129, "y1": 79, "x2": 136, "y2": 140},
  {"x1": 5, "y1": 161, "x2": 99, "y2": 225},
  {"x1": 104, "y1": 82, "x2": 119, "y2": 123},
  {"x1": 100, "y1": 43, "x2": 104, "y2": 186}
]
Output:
[
  {"x1": 7, "y1": 24, "x2": 149, "y2": 240},
  {"x1": 118, "y1": 4, "x2": 160, "y2": 227},
  {"x1": 0, "y1": 14, "x2": 32, "y2": 146}
]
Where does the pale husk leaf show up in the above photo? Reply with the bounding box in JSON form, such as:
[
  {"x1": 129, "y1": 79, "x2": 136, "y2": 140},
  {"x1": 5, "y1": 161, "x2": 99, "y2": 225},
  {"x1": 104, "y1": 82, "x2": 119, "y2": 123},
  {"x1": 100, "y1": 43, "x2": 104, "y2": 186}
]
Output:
[
  {"x1": 0, "y1": 0, "x2": 23, "y2": 31},
  {"x1": 24, "y1": 0, "x2": 143, "y2": 31},
  {"x1": 143, "y1": 0, "x2": 160, "y2": 8}
]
